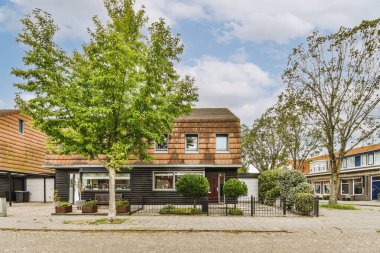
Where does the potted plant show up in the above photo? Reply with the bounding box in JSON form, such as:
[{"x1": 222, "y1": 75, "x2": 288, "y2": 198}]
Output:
[
  {"x1": 116, "y1": 199, "x2": 130, "y2": 213},
  {"x1": 82, "y1": 200, "x2": 97, "y2": 213},
  {"x1": 55, "y1": 201, "x2": 72, "y2": 213}
]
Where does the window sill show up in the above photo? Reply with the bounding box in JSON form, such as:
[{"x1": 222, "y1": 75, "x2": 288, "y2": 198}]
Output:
[
  {"x1": 154, "y1": 151, "x2": 169, "y2": 154},
  {"x1": 185, "y1": 150, "x2": 199, "y2": 154},
  {"x1": 216, "y1": 150, "x2": 229, "y2": 153},
  {"x1": 152, "y1": 189, "x2": 176, "y2": 192}
]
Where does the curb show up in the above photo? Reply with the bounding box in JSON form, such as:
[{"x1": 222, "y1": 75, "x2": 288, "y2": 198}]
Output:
[{"x1": 0, "y1": 227, "x2": 290, "y2": 233}]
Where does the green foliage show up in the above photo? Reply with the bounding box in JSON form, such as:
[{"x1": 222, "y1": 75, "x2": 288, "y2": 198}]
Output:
[
  {"x1": 59, "y1": 201, "x2": 72, "y2": 207},
  {"x1": 223, "y1": 179, "x2": 248, "y2": 199},
  {"x1": 53, "y1": 190, "x2": 60, "y2": 202},
  {"x1": 320, "y1": 204, "x2": 357, "y2": 210},
  {"x1": 116, "y1": 199, "x2": 129, "y2": 207},
  {"x1": 294, "y1": 193, "x2": 315, "y2": 215},
  {"x1": 83, "y1": 200, "x2": 97, "y2": 208},
  {"x1": 323, "y1": 194, "x2": 330, "y2": 200},
  {"x1": 228, "y1": 208, "x2": 243, "y2": 216},
  {"x1": 159, "y1": 204, "x2": 202, "y2": 215},
  {"x1": 237, "y1": 166, "x2": 248, "y2": 173},
  {"x1": 176, "y1": 174, "x2": 209, "y2": 207},
  {"x1": 258, "y1": 169, "x2": 282, "y2": 201},
  {"x1": 288, "y1": 182, "x2": 313, "y2": 205},
  {"x1": 279, "y1": 170, "x2": 307, "y2": 201}
]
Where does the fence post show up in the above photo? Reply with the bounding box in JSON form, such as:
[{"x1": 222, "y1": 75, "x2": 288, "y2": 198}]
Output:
[
  {"x1": 314, "y1": 197, "x2": 319, "y2": 217},
  {"x1": 283, "y1": 198, "x2": 286, "y2": 215},
  {"x1": 253, "y1": 197, "x2": 256, "y2": 215},
  {"x1": 250, "y1": 195, "x2": 253, "y2": 217}
]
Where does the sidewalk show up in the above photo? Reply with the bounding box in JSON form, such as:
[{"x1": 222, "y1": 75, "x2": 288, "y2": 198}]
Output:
[{"x1": 1, "y1": 203, "x2": 380, "y2": 233}]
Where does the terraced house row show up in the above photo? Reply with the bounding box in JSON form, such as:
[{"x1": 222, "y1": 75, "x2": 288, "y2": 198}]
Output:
[{"x1": 0, "y1": 108, "x2": 242, "y2": 205}]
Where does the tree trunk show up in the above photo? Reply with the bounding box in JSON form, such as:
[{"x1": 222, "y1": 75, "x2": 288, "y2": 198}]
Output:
[
  {"x1": 329, "y1": 172, "x2": 339, "y2": 205},
  {"x1": 108, "y1": 167, "x2": 116, "y2": 221},
  {"x1": 193, "y1": 198, "x2": 196, "y2": 209}
]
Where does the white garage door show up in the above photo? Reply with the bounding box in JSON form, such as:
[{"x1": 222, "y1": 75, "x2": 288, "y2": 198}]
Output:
[
  {"x1": 238, "y1": 178, "x2": 259, "y2": 199},
  {"x1": 26, "y1": 178, "x2": 54, "y2": 202}
]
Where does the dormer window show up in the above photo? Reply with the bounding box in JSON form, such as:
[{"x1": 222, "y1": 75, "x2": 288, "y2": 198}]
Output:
[
  {"x1": 18, "y1": 119, "x2": 24, "y2": 135},
  {"x1": 155, "y1": 134, "x2": 168, "y2": 153}
]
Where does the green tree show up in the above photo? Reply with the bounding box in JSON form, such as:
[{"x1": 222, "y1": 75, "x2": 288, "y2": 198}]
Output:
[
  {"x1": 223, "y1": 179, "x2": 248, "y2": 208},
  {"x1": 279, "y1": 170, "x2": 307, "y2": 203},
  {"x1": 258, "y1": 169, "x2": 282, "y2": 201},
  {"x1": 175, "y1": 174, "x2": 209, "y2": 208},
  {"x1": 282, "y1": 19, "x2": 380, "y2": 204},
  {"x1": 12, "y1": 0, "x2": 198, "y2": 221}
]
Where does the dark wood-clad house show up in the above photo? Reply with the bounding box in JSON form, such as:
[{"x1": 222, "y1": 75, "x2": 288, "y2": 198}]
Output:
[
  {"x1": 0, "y1": 109, "x2": 54, "y2": 204},
  {"x1": 45, "y1": 108, "x2": 242, "y2": 204}
]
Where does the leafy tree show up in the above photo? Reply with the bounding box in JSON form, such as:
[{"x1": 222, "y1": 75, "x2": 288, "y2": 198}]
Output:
[
  {"x1": 258, "y1": 169, "x2": 282, "y2": 201},
  {"x1": 223, "y1": 179, "x2": 248, "y2": 208},
  {"x1": 278, "y1": 170, "x2": 307, "y2": 203},
  {"x1": 175, "y1": 174, "x2": 209, "y2": 208},
  {"x1": 282, "y1": 19, "x2": 380, "y2": 204},
  {"x1": 12, "y1": 0, "x2": 198, "y2": 220},
  {"x1": 242, "y1": 109, "x2": 288, "y2": 171}
]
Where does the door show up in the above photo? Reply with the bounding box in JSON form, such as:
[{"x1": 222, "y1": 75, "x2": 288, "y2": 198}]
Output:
[
  {"x1": 27, "y1": 178, "x2": 55, "y2": 202},
  {"x1": 207, "y1": 173, "x2": 219, "y2": 203},
  {"x1": 69, "y1": 173, "x2": 80, "y2": 204},
  {"x1": 372, "y1": 177, "x2": 380, "y2": 200}
]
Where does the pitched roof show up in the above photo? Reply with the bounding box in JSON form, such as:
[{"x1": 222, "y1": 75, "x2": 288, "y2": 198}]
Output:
[
  {"x1": 176, "y1": 108, "x2": 240, "y2": 122},
  {"x1": 0, "y1": 109, "x2": 20, "y2": 116},
  {"x1": 309, "y1": 143, "x2": 380, "y2": 161}
]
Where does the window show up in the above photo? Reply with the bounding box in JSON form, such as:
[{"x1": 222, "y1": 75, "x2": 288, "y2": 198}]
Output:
[
  {"x1": 153, "y1": 171, "x2": 204, "y2": 190},
  {"x1": 375, "y1": 152, "x2": 380, "y2": 164},
  {"x1": 18, "y1": 119, "x2": 24, "y2": 134},
  {"x1": 216, "y1": 134, "x2": 229, "y2": 152},
  {"x1": 82, "y1": 173, "x2": 130, "y2": 190},
  {"x1": 361, "y1": 154, "x2": 367, "y2": 166},
  {"x1": 185, "y1": 134, "x2": 198, "y2": 152},
  {"x1": 155, "y1": 134, "x2": 168, "y2": 153},
  {"x1": 368, "y1": 153, "x2": 374, "y2": 165},
  {"x1": 314, "y1": 183, "x2": 321, "y2": 194},
  {"x1": 341, "y1": 180, "x2": 350, "y2": 195},
  {"x1": 342, "y1": 158, "x2": 347, "y2": 168},
  {"x1": 323, "y1": 183, "x2": 330, "y2": 194},
  {"x1": 354, "y1": 179, "x2": 363, "y2": 195},
  {"x1": 347, "y1": 157, "x2": 354, "y2": 168}
]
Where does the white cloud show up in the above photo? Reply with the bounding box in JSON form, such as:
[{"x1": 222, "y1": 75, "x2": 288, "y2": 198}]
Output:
[{"x1": 177, "y1": 56, "x2": 281, "y2": 124}]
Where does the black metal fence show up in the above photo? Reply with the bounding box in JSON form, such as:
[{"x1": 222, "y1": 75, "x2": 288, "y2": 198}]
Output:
[{"x1": 128, "y1": 195, "x2": 319, "y2": 217}]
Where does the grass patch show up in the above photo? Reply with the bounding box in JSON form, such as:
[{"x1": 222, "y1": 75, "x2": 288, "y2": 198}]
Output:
[
  {"x1": 63, "y1": 218, "x2": 128, "y2": 225},
  {"x1": 320, "y1": 204, "x2": 357, "y2": 210}
]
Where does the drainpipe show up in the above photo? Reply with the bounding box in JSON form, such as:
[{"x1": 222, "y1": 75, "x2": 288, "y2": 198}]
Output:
[{"x1": 8, "y1": 172, "x2": 12, "y2": 207}]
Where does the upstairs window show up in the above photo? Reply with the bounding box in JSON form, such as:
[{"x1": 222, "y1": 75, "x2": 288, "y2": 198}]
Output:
[
  {"x1": 342, "y1": 158, "x2": 347, "y2": 168},
  {"x1": 216, "y1": 134, "x2": 229, "y2": 152},
  {"x1": 185, "y1": 134, "x2": 199, "y2": 152},
  {"x1": 18, "y1": 119, "x2": 24, "y2": 134},
  {"x1": 155, "y1": 134, "x2": 168, "y2": 153},
  {"x1": 368, "y1": 153, "x2": 374, "y2": 165},
  {"x1": 361, "y1": 154, "x2": 367, "y2": 166}
]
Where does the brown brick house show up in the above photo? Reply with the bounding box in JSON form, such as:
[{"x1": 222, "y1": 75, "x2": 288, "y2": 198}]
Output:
[
  {"x1": 0, "y1": 109, "x2": 54, "y2": 204},
  {"x1": 45, "y1": 108, "x2": 242, "y2": 204}
]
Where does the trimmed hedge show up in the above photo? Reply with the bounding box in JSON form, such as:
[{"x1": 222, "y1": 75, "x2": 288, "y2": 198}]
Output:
[
  {"x1": 159, "y1": 204, "x2": 202, "y2": 215},
  {"x1": 228, "y1": 208, "x2": 243, "y2": 216},
  {"x1": 294, "y1": 193, "x2": 314, "y2": 215}
]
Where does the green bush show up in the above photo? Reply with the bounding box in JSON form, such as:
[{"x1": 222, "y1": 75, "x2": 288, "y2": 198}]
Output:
[
  {"x1": 228, "y1": 208, "x2": 243, "y2": 216},
  {"x1": 223, "y1": 179, "x2": 248, "y2": 208},
  {"x1": 258, "y1": 169, "x2": 282, "y2": 202},
  {"x1": 279, "y1": 170, "x2": 307, "y2": 202},
  {"x1": 294, "y1": 193, "x2": 314, "y2": 215},
  {"x1": 83, "y1": 200, "x2": 97, "y2": 208},
  {"x1": 288, "y1": 182, "x2": 313, "y2": 205},
  {"x1": 323, "y1": 194, "x2": 330, "y2": 200},
  {"x1": 59, "y1": 201, "x2": 72, "y2": 207},
  {"x1": 176, "y1": 174, "x2": 209, "y2": 208},
  {"x1": 116, "y1": 199, "x2": 129, "y2": 207},
  {"x1": 159, "y1": 204, "x2": 202, "y2": 215}
]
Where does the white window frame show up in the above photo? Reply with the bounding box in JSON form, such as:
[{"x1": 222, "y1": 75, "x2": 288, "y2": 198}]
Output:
[
  {"x1": 152, "y1": 171, "x2": 205, "y2": 191},
  {"x1": 342, "y1": 158, "x2": 347, "y2": 168},
  {"x1": 341, "y1": 180, "x2": 350, "y2": 195},
  {"x1": 154, "y1": 133, "x2": 169, "y2": 153},
  {"x1": 185, "y1": 133, "x2": 199, "y2": 153},
  {"x1": 82, "y1": 173, "x2": 131, "y2": 191},
  {"x1": 314, "y1": 183, "x2": 322, "y2": 194},
  {"x1": 361, "y1": 154, "x2": 367, "y2": 166},
  {"x1": 216, "y1": 133, "x2": 229, "y2": 153},
  {"x1": 323, "y1": 182, "x2": 330, "y2": 194},
  {"x1": 353, "y1": 179, "x2": 363, "y2": 195},
  {"x1": 368, "y1": 153, "x2": 374, "y2": 165}
]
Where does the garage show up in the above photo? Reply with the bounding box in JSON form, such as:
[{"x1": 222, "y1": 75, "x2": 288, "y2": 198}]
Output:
[
  {"x1": 238, "y1": 173, "x2": 259, "y2": 199},
  {"x1": 26, "y1": 178, "x2": 55, "y2": 202}
]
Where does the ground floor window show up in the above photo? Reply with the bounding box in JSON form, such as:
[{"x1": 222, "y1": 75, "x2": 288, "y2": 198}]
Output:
[
  {"x1": 323, "y1": 182, "x2": 330, "y2": 194},
  {"x1": 341, "y1": 180, "x2": 350, "y2": 195},
  {"x1": 153, "y1": 171, "x2": 204, "y2": 190},
  {"x1": 82, "y1": 173, "x2": 130, "y2": 190},
  {"x1": 353, "y1": 179, "x2": 363, "y2": 195},
  {"x1": 314, "y1": 183, "x2": 321, "y2": 194}
]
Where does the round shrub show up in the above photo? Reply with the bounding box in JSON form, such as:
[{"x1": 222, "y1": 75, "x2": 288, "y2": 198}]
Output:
[
  {"x1": 288, "y1": 182, "x2": 313, "y2": 205},
  {"x1": 223, "y1": 179, "x2": 248, "y2": 208},
  {"x1": 294, "y1": 193, "x2": 314, "y2": 215},
  {"x1": 279, "y1": 170, "x2": 307, "y2": 201},
  {"x1": 176, "y1": 174, "x2": 210, "y2": 208}
]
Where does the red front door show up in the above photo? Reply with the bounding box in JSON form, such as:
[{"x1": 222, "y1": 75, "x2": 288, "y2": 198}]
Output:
[{"x1": 207, "y1": 173, "x2": 219, "y2": 203}]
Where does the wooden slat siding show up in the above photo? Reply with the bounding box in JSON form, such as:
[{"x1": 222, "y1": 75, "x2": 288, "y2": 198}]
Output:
[
  {"x1": 0, "y1": 175, "x2": 9, "y2": 198},
  {"x1": 45, "y1": 120, "x2": 242, "y2": 166},
  {"x1": 0, "y1": 112, "x2": 52, "y2": 175},
  {"x1": 57, "y1": 167, "x2": 238, "y2": 204}
]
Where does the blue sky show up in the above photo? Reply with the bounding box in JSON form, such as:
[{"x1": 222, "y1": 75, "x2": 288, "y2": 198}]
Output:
[{"x1": 1, "y1": 0, "x2": 379, "y2": 125}]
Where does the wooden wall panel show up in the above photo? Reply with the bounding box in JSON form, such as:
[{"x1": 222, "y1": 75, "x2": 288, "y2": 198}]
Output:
[{"x1": 0, "y1": 112, "x2": 52, "y2": 175}]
